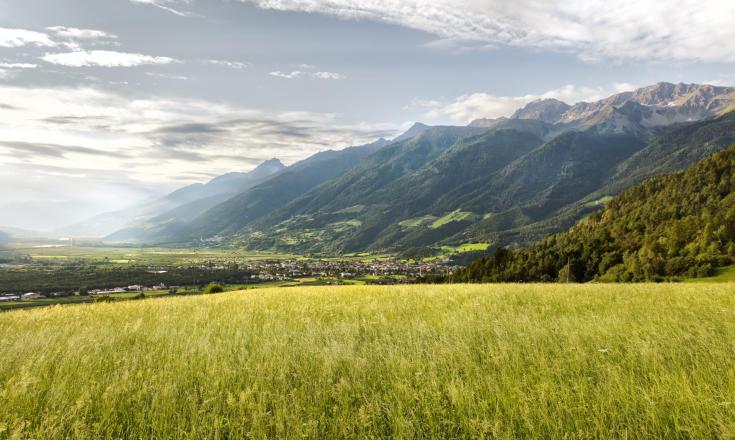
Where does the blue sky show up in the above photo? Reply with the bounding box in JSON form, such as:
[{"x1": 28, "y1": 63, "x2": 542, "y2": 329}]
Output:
[{"x1": 1, "y1": 0, "x2": 734, "y2": 229}]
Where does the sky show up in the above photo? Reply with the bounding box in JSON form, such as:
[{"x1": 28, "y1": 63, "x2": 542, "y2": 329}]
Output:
[{"x1": 1, "y1": 0, "x2": 734, "y2": 230}]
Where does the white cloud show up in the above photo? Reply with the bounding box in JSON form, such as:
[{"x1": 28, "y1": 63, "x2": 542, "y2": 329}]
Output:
[
  {"x1": 41, "y1": 50, "x2": 177, "y2": 67},
  {"x1": 421, "y1": 83, "x2": 637, "y2": 123},
  {"x1": 242, "y1": 0, "x2": 735, "y2": 63},
  {"x1": 702, "y1": 74, "x2": 735, "y2": 87},
  {"x1": 0, "y1": 85, "x2": 398, "y2": 202},
  {"x1": 270, "y1": 70, "x2": 345, "y2": 80},
  {"x1": 270, "y1": 70, "x2": 304, "y2": 79},
  {"x1": 0, "y1": 62, "x2": 38, "y2": 69},
  {"x1": 207, "y1": 59, "x2": 250, "y2": 69},
  {"x1": 312, "y1": 71, "x2": 346, "y2": 80},
  {"x1": 0, "y1": 27, "x2": 56, "y2": 48},
  {"x1": 46, "y1": 26, "x2": 117, "y2": 40}
]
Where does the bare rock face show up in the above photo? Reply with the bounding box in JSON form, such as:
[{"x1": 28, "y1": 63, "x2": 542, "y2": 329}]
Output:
[
  {"x1": 506, "y1": 82, "x2": 735, "y2": 132},
  {"x1": 510, "y1": 99, "x2": 571, "y2": 123}
]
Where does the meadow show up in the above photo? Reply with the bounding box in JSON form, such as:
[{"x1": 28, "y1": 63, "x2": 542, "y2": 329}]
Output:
[{"x1": 1, "y1": 284, "x2": 734, "y2": 438}]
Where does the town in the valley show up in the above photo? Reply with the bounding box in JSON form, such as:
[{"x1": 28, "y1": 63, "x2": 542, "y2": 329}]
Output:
[{"x1": 0, "y1": 258, "x2": 457, "y2": 306}]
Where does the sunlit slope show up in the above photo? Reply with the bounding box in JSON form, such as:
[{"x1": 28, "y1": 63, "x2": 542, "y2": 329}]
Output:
[{"x1": 1, "y1": 284, "x2": 734, "y2": 438}]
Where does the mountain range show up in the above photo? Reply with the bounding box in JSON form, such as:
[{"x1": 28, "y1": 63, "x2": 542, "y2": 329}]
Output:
[{"x1": 63, "y1": 82, "x2": 735, "y2": 257}]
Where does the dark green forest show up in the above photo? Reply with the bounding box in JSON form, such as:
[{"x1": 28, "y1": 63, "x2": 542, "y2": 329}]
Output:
[
  {"x1": 452, "y1": 145, "x2": 735, "y2": 282},
  {"x1": 0, "y1": 265, "x2": 255, "y2": 295}
]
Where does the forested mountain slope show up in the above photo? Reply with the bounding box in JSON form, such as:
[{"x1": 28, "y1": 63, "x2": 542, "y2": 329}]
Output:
[{"x1": 452, "y1": 145, "x2": 735, "y2": 282}]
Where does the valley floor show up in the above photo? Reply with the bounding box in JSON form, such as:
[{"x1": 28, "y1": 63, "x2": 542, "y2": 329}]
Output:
[{"x1": 1, "y1": 284, "x2": 734, "y2": 438}]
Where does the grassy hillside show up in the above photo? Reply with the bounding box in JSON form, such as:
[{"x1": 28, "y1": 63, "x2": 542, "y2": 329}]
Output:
[{"x1": 2, "y1": 284, "x2": 734, "y2": 438}]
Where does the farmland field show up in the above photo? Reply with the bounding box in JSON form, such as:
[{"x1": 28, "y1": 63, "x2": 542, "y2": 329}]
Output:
[
  {"x1": 1, "y1": 284, "x2": 734, "y2": 438},
  {"x1": 2, "y1": 243, "x2": 293, "y2": 265}
]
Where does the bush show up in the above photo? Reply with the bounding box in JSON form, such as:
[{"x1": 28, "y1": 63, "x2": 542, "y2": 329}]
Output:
[{"x1": 204, "y1": 283, "x2": 224, "y2": 294}]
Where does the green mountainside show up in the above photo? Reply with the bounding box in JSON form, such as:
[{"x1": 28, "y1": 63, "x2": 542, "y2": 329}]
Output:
[
  {"x1": 226, "y1": 110, "x2": 735, "y2": 255},
  {"x1": 451, "y1": 111, "x2": 735, "y2": 251},
  {"x1": 452, "y1": 145, "x2": 735, "y2": 282},
  {"x1": 102, "y1": 82, "x2": 735, "y2": 256}
]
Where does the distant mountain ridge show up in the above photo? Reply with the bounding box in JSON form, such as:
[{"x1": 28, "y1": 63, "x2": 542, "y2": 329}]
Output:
[
  {"x1": 107, "y1": 138, "x2": 392, "y2": 243},
  {"x1": 104, "y1": 82, "x2": 735, "y2": 256},
  {"x1": 61, "y1": 158, "x2": 285, "y2": 238},
  {"x1": 162, "y1": 158, "x2": 285, "y2": 207},
  {"x1": 472, "y1": 82, "x2": 735, "y2": 132}
]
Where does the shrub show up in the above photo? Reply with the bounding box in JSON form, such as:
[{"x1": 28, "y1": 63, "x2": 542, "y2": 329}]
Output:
[{"x1": 204, "y1": 283, "x2": 224, "y2": 294}]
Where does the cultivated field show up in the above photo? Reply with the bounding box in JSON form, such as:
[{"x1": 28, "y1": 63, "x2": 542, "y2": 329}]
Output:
[{"x1": 1, "y1": 284, "x2": 734, "y2": 438}]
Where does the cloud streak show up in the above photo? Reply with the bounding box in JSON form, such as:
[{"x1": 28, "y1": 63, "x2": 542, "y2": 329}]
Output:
[
  {"x1": 269, "y1": 70, "x2": 346, "y2": 80},
  {"x1": 207, "y1": 60, "x2": 249, "y2": 69},
  {"x1": 41, "y1": 50, "x2": 177, "y2": 67},
  {"x1": 243, "y1": 0, "x2": 735, "y2": 62},
  {"x1": 46, "y1": 26, "x2": 117, "y2": 40},
  {"x1": 129, "y1": 0, "x2": 194, "y2": 17},
  {"x1": 0, "y1": 141, "x2": 130, "y2": 159}
]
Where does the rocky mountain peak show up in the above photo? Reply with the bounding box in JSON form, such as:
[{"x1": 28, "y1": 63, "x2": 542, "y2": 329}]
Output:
[
  {"x1": 503, "y1": 82, "x2": 735, "y2": 130},
  {"x1": 511, "y1": 98, "x2": 571, "y2": 123}
]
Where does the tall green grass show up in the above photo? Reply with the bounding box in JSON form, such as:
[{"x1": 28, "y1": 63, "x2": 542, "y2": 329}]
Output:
[{"x1": 1, "y1": 284, "x2": 734, "y2": 438}]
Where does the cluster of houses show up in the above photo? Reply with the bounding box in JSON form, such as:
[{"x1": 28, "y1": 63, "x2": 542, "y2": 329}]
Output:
[
  {"x1": 0, "y1": 283, "x2": 171, "y2": 302},
  {"x1": 91, "y1": 283, "x2": 168, "y2": 295},
  {"x1": 0, "y1": 259, "x2": 456, "y2": 304},
  {"x1": 0, "y1": 292, "x2": 44, "y2": 302},
  {"x1": 243, "y1": 259, "x2": 456, "y2": 281}
]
